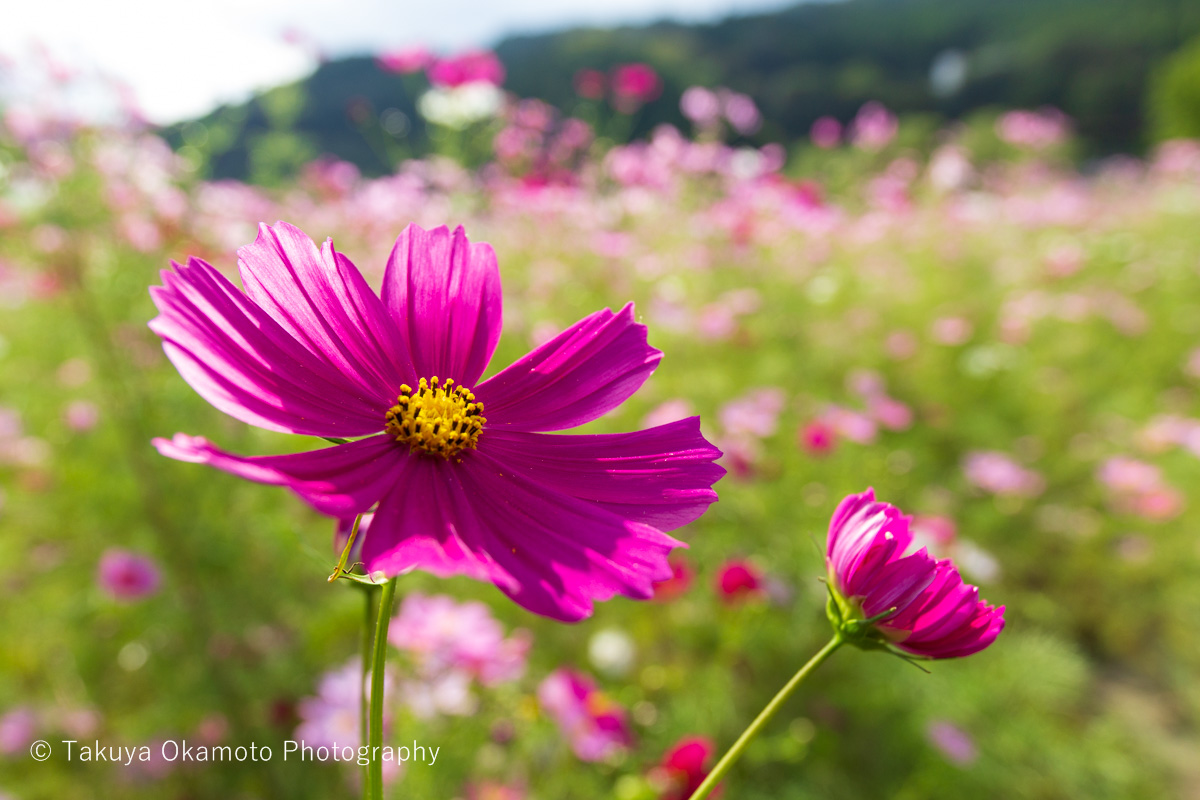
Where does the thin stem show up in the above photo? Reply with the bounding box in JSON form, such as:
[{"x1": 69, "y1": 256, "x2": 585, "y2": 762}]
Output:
[
  {"x1": 686, "y1": 635, "x2": 844, "y2": 800},
  {"x1": 360, "y1": 584, "x2": 375, "y2": 794},
  {"x1": 367, "y1": 578, "x2": 398, "y2": 800}
]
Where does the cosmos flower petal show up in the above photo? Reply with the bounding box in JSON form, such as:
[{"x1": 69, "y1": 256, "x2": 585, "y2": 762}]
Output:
[
  {"x1": 153, "y1": 433, "x2": 404, "y2": 518},
  {"x1": 476, "y1": 304, "x2": 662, "y2": 432},
  {"x1": 479, "y1": 418, "x2": 725, "y2": 530},
  {"x1": 149, "y1": 256, "x2": 390, "y2": 437},
  {"x1": 381, "y1": 224, "x2": 502, "y2": 386},
  {"x1": 237, "y1": 221, "x2": 415, "y2": 394},
  {"x1": 360, "y1": 456, "x2": 515, "y2": 589},
  {"x1": 362, "y1": 449, "x2": 682, "y2": 622}
]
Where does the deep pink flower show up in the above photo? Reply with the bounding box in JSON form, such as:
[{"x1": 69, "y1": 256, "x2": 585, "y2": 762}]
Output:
[
  {"x1": 715, "y1": 559, "x2": 763, "y2": 603},
  {"x1": 826, "y1": 490, "x2": 1004, "y2": 659},
  {"x1": 537, "y1": 668, "x2": 632, "y2": 761},
  {"x1": 610, "y1": 63, "x2": 661, "y2": 111},
  {"x1": 657, "y1": 735, "x2": 718, "y2": 800},
  {"x1": 427, "y1": 50, "x2": 505, "y2": 88},
  {"x1": 149, "y1": 222, "x2": 723, "y2": 621},
  {"x1": 799, "y1": 420, "x2": 837, "y2": 455},
  {"x1": 97, "y1": 549, "x2": 161, "y2": 600}
]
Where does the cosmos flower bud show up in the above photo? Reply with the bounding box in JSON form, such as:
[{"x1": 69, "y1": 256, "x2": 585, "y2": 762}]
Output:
[{"x1": 825, "y1": 489, "x2": 1004, "y2": 659}]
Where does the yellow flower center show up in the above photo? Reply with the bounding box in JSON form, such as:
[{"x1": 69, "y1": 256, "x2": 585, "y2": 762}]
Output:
[{"x1": 385, "y1": 376, "x2": 486, "y2": 458}]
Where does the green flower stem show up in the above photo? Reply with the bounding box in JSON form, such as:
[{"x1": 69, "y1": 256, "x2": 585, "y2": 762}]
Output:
[
  {"x1": 686, "y1": 635, "x2": 844, "y2": 800},
  {"x1": 360, "y1": 583, "x2": 375, "y2": 792},
  {"x1": 367, "y1": 578, "x2": 398, "y2": 800}
]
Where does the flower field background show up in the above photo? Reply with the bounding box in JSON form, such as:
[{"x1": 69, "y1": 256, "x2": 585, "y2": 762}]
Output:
[{"x1": 2, "y1": 60, "x2": 1200, "y2": 799}]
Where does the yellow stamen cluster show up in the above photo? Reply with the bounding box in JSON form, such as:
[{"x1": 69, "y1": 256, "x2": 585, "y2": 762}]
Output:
[{"x1": 385, "y1": 377, "x2": 485, "y2": 458}]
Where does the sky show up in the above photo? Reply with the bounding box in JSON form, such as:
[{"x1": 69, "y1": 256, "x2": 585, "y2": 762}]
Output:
[{"x1": 0, "y1": 0, "x2": 795, "y2": 124}]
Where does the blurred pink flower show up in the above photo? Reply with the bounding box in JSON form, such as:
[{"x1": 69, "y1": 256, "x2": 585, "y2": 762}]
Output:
[
  {"x1": 850, "y1": 102, "x2": 898, "y2": 150},
  {"x1": 1098, "y1": 457, "x2": 1184, "y2": 521},
  {"x1": 827, "y1": 489, "x2": 1005, "y2": 658},
  {"x1": 97, "y1": 549, "x2": 161, "y2": 601},
  {"x1": 64, "y1": 400, "x2": 100, "y2": 432},
  {"x1": 0, "y1": 707, "x2": 36, "y2": 755},
  {"x1": 719, "y1": 388, "x2": 786, "y2": 439},
  {"x1": 926, "y1": 720, "x2": 978, "y2": 765},
  {"x1": 538, "y1": 669, "x2": 632, "y2": 762},
  {"x1": 799, "y1": 420, "x2": 837, "y2": 456},
  {"x1": 911, "y1": 515, "x2": 957, "y2": 549},
  {"x1": 822, "y1": 405, "x2": 878, "y2": 445},
  {"x1": 427, "y1": 50, "x2": 505, "y2": 88},
  {"x1": 466, "y1": 782, "x2": 526, "y2": 800},
  {"x1": 931, "y1": 316, "x2": 973, "y2": 346},
  {"x1": 715, "y1": 559, "x2": 764, "y2": 603},
  {"x1": 656, "y1": 735, "x2": 719, "y2": 800},
  {"x1": 611, "y1": 63, "x2": 661, "y2": 111},
  {"x1": 376, "y1": 47, "x2": 433, "y2": 74},
  {"x1": 721, "y1": 91, "x2": 761, "y2": 135},
  {"x1": 1097, "y1": 456, "x2": 1162, "y2": 495},
  {"x1": 388, "y1": 593, "x2": 530, "y2": 686},
  {"x1": 1186, "y1": 348, "x2": 1200, "y2": 380},
  {"x1": 643, "y1": 399, "x2": 694, "y2": 429},
  {"x1": 963, "y1": 451, "x2": 1044, "y2": 498},
  {"x1": 868, "y1": 395, "x2": 913, "y2": 431},
  {"x1": 573, "y1": 69, "x2": 606, "y2": 100},
  {"x1": 652, "y1": 554, "x2": 694, "y2": 600},
  {"x1": 996, "y1": 108, "x2": 1070, "y2": 149},
  {"x1": 680, "y1": 86, "x2": 721, "y2": 127},
  {"x1": 810, "y1": 116, "x2": 842, "y2": 148}
]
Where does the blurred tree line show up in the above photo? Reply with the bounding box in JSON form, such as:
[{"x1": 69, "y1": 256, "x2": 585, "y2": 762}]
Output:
[{"x1": 164, "y1": 0, "x2": 1200, "y2": 182}]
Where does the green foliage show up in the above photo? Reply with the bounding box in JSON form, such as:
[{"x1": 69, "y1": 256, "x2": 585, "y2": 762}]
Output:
[{"x1": 1149, "y1": 35, "x2": 1200, "y2": 141}]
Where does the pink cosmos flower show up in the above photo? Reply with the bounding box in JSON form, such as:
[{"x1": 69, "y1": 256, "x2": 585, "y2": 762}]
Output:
[
  {"x1": 799, "y1": 420, "x2": 837, "y2": 455},
  {"x1": 611, "y1": 63, "x2": 661, "y2": 111},
  {"x1": 573, "y1": 69, "x2": 606, "y2": 100},
  {"x1": 97, "y1": 549, "x2": 161, "y2": 601},
  {"x1": 149, "y1": 222, "x2": 724, "y2": 621},
  {"x1": 427, "y1": 51, "x2": 505, "y2": 88},
  {"x1": 680, "y1": 86, "x2": 721, "y2": 127},
  {"x1": 537, "y1": 668, "x2": 632, "y2": 761},
  {"x1": 826, "y1": 490, "x2": 1005, "y2": 659},
  {"x1": 388, "y1": 592, "x2": 530, "y2": 685},
  {"x1": 295, "y1": 659, "x2": 402, "y2": 783},
  {"x1": 925, "y1": 720, "x2": 978, "y2": 765},
  {"x1": 850, "y1": 102, "x2": 898, "y2": 150},
  {"x1": 376, "y1": 47, "x2": 433, "y2": 75},
  {"x1": 810, "y1": 116, "x2": 842, "y2": 149},
  {"x1": 715, "y1": 559, "x2": 763, "y2": 603},
  {"x1": 0, "y1": 707, "x2": 37, "y2": 755},
  {"x1": 962, "y1": 451, "x2": 1044, "y2": 498},
  {"x1": 656, "y1": 735, "x2": 718, "y2": 800}
]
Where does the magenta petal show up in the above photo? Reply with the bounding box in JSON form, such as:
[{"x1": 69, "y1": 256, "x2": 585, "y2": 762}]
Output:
[
  {"x1": 237, "y1": 221, "x2": 414, "y2": 394},
  {"x1": 154, "y1": 433, "x2": 404, "y2": 518},
  {"x1": 380, "y1": 224, "x2": 502, "y2": 386},
  {"x1": 361, "y1": 449, "x2": 682, "y2": 622},
  {"x1": 359, "y1": 457, "x2": 512, "y2": 588},
  {"x1": 477, "y1": 304, "x2": 662, "y2": 432},
  {"x1": 479, "y1": 418, "x2": 725, "y2": 530},
  {"x1": 149, "y1": 257, "x2": 390, "y2": 436}
]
